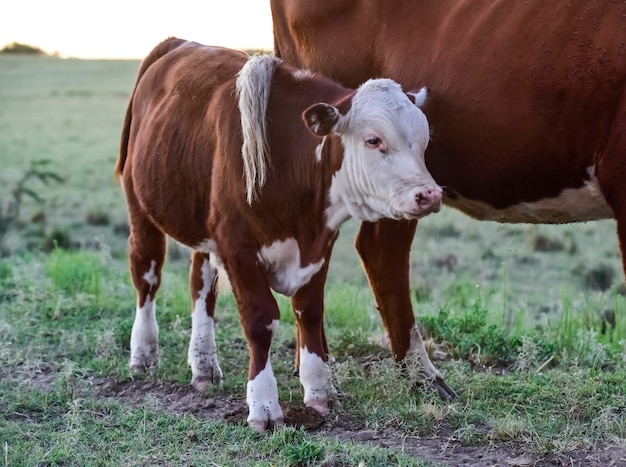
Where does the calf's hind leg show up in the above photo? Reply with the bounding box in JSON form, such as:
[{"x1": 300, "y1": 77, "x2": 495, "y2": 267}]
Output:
[
  {"x1": 188, "y1": 251, "x2": 223, "y2": 390},
  {"x1": 127, "y1": 205, "x2": 167, "y2": 374}
]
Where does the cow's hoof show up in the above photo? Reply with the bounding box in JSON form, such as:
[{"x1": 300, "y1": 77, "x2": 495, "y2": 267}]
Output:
[
  {"x1": 433, "y1": 376, "x2": 458, "y2": 401},
  {"x1": 129, "y1": 355, "x2": 158, "y2": 374},
  {"x1": 249, "y1": 417, "x2": 285, "y2": 433},
  {"x1": 191, "y1": 373, "x2": 222, "y2": 392},
  {"x1": 305, "y1": 400, "x2": 329, "y2": 417}
]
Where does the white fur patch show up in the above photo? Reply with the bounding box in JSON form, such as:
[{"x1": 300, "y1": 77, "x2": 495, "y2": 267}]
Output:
[
  {"x1": 409, "y1": 87, "x2": 428, "y2": 107},
  {"x1": 246, "y1": 357, "x2": 283, "y2": 430},
  {"x1": 194, "y1": 240, "x2": 231, "y2": 293},
  {"x1": 266, "y1": 319, "x2": 279, "y2": 335},
  {"x1": 323, "y1": 78, "x2": 440, "y2": 230},
  {"x1": 142, "y1": 260, "x2": 158, "y2": 288},
  {"x1": 299, "y1": 346, "x2": 330, "y2": 412},
  {"x1": 194, "y1": 239, "x2": 218, "y2": 255},
  {"x1": 188, "y1": 259, "x2": 223, "y2": 384},
  {"x1": 129, "y1": 294, "x2": 159, "y2": 371},
  {"x1": 292, "y1": 69, "x2": 315, "y2": 81},
  {"x1": 315, "y1": 136, "x2": 327, "y2": 162},
  {"x1": 446, "y1": 167, "x2": 612, "y2": 223},
  {"x1": 257, "y1": 238, "x2": 325, "y2": 296}
]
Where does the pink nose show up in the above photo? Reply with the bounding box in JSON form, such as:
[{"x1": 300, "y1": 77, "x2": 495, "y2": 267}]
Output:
[{"x1": 416, "y1": 188, "x2": 443, "y2": 213}]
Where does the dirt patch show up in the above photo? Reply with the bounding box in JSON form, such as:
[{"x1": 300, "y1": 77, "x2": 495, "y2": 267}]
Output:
[
  {"x1": 83, "y1": 376, "x2": 625, "y2": 467},
  {"x1": 9, "y1": 364, "x2": 626, "y2": 466}
]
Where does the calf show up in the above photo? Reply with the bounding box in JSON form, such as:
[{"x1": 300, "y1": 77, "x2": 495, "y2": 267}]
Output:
[{"x1": 115, "y1": 37, "x2": 442, "y2": 431}]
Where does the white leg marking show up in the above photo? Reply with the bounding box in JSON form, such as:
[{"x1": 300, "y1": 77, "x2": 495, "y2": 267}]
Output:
[
  {"x1": 188, "y1": 259, "x2": 223, "y2": 390},
  {"x1": 266, "y1": 319, "x2": 279, "y2": 335},
  {"x1": 299, "y1": 346, "x2": 331, "y2": 416},
  {"x1": 246, "y1": 357, "x2": 284, "y2": 432},
  {"x1": 142, "y1": 260, "x2": 158, "y2": 288},
  {"x1": 130, "y1": 294, "x2": 158, "y2": 372}
]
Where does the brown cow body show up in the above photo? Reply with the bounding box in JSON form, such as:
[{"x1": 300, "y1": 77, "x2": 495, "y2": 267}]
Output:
[
  {"x1": 116, "y1": 37, "x2": 442, "y2": 431},
  {"x1": 271, "y1": 0, "x2": 626, "y2": 394}
]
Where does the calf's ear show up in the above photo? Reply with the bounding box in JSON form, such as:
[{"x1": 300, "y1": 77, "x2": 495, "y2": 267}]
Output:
[
  {"x1": 303, "y1": 103, "x2": 342, "y2": 137},
  {"x1": 407, "y1": 87, "x2": 429, "y2": 108}
]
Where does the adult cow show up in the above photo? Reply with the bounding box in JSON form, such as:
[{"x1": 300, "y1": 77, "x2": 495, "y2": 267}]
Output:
[
  {"x1": 271, "y1": 0, "x2": 626, "y2": 398},
  {"x1": 115, "y1": 37, "x2": 443, "y2": 431}
]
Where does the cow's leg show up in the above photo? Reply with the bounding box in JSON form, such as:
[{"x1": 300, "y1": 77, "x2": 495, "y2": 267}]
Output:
[
  {"x1": 291, "y1": 269, "x2": 333, "y2": 416},
  {"x1": 188, "y1": 251, "x2": 223, "y2": 391},
  {"x1": 355, "y1": 218, "x2": 458, "y2": 400},
  {"x1": 127, "y1": 201, "x2": 166, "y2": 374},
  {"x1": 222, "y1": 252, "x2": 283, "y2": 432}
]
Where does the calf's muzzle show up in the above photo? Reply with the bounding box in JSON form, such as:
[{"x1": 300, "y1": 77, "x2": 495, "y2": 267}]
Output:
[{"x1": 416, "y1": 188, "x2": 443, "y2": 214}]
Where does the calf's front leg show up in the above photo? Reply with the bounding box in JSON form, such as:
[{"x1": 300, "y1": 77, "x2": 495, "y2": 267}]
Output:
[{"x1": 292, "y1": 269, "x2": 333, "y2": 416}]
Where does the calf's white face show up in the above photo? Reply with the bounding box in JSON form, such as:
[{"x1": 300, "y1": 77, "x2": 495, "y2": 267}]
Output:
[{"x1": 304, "y1": 79, "x2": 442, "y2": 230}]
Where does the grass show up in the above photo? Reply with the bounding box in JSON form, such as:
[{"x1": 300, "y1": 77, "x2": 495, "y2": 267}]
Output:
[
  {"x1": 2, "y1": 249, "x2": 626, "y2": 465},
  {"x1": 1, "y1": 55, "x2": 626, "y2": 465}
]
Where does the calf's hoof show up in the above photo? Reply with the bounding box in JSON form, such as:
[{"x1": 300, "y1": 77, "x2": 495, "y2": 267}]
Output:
[
  {"x1": 248, "y1": 416, "x2": 285, "y2": 433},
  {"x1": 305, "y1": 400, "x2": 330, "y2": 417},
  {"x1": 129, "y1": 354, "x2": 158, "y2": 374}
]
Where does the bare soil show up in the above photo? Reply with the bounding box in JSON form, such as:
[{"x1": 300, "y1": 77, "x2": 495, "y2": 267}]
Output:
[{"x1": 82, "y1": 376, "x2": 625, "y2": 467}]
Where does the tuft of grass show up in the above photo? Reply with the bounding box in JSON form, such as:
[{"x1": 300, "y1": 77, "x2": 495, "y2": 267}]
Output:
[
  {"x1": 264, "y1": 427, "x2": 325, "y2": 466},
  {"x1": 45, "y1": 247, "x2": 103, "y2": 297},
  {"x1": 420, "y1": 290, "x2": 626, "y2": 372},
  {"x1": 421, "y1": 300, "x2": 530, "y2": 365}
]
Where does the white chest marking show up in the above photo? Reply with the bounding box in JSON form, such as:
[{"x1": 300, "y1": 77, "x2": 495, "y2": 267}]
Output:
[
  {"x1": 257, "y1": 238, "x2": 324, "y2": 296},
  {"x1": 446, "y1": 167, "x2": 613, "y2": 223}
]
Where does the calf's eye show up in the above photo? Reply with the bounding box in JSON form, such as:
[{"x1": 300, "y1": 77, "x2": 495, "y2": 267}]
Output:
[{"x1": 365, "y1": 137, "x2": 381, "y2": 148}]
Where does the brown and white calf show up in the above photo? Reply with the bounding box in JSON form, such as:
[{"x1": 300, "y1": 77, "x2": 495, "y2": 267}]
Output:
[{"x1": 115, "y1": 37, "x2": 442, "y2": 431}]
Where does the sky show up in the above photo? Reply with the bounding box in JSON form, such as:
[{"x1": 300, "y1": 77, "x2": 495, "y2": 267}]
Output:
[{"x1": 0, "y1": 0, "x2": 274, "y2": 59}]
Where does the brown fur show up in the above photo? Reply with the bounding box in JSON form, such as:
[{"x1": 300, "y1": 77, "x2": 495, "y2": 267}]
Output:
[{"x1": 271, "y1": 0, "x2": 626, "y2": 398}]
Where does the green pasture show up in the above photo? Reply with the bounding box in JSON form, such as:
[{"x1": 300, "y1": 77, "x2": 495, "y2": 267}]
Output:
[{"x1": 1, "y1": 55, "x2": 626, "y2": 466}]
